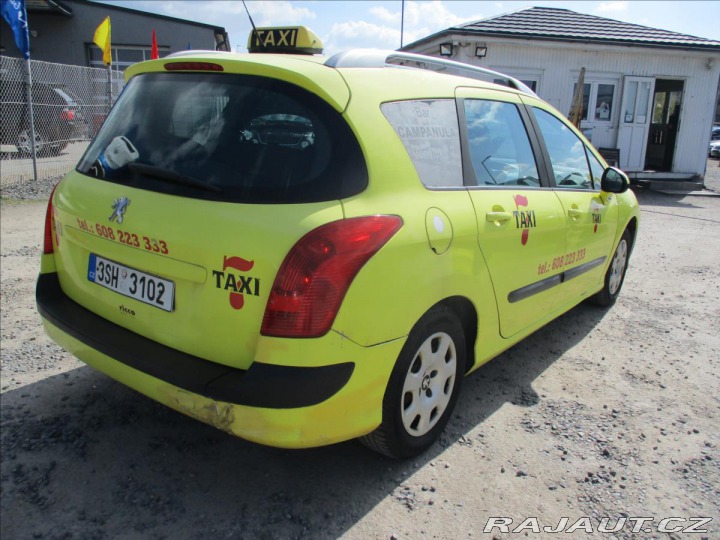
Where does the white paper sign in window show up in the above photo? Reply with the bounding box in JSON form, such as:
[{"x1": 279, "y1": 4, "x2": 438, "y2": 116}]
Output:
[{"x1": 381, "y1": 100, "x2": 462, "y2": 187}]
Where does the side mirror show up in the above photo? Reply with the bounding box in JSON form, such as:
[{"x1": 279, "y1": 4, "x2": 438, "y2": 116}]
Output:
[{"x1": 600, "y1": 167, "x2": 629, "y2": 194}]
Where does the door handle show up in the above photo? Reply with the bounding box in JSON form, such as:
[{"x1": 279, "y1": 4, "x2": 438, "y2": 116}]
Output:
[
  {"x1": 568, "y1": 208, "x2": 584, "y2": 218},
  {"x1": 486, "y1": 211, "x2": 512, "y2": 223}
]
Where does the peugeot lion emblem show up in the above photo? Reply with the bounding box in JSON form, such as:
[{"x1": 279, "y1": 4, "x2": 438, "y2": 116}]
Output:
[{"x1": 109, "y1": 197, "x2": 130, "y2": 224}]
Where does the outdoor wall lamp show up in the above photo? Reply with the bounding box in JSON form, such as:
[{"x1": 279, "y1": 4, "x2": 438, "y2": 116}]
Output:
[
  {"x1": 475, "y1": 45, "x2": 488, "y2": 58},
  {"x1": 439, "y1": 43, "x2": 453, "y2": 56}
]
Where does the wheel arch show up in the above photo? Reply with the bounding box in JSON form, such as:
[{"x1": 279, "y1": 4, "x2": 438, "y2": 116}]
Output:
[
  {"x1": 428, "y1": 296, "x2": 478, "y2": 374},
  {"x1": 624, "y1": 216, "x2": 638, "y2": 255}
]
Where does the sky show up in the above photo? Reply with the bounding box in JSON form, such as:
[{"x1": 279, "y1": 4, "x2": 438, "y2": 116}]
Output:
[{"x1": 97, "y1": 1, "x2": 720, "y2": 55}]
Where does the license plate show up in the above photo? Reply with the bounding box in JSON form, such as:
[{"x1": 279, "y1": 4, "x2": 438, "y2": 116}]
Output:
[{"x1": 88, "y1": 254, "x2": 175, "y2": 312}]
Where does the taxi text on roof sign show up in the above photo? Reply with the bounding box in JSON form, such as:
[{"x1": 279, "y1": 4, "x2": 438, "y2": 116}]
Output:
[{"x1": 247, "y1": 26, "x2": 323, "y2": 55}]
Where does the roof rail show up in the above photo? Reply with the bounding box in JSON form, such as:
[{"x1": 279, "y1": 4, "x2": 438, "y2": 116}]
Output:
[{"x1": 325, "y1": 49, "x2": 536, "y2": 96}]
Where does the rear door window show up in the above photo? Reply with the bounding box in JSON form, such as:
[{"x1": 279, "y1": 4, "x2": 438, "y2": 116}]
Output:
[
  {"x1": 78, "y1": 73, "x2": 367, "y2": 203},
  {"x1": 463, "y1": 99, "x2": 540, "y2": 187}
]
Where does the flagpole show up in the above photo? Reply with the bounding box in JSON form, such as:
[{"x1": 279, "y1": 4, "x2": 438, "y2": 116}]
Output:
[
  {"x1": 4, "y1": 0, "x2": 38, "y2": 180},
  {"x1": 24, "y1": 57, "x2": 38, "y2": 182},
  {"x1": 106, "y1": 64, "x2": 112, "y2": 116},
  {"x1": 93, "y1": 16, "x2": 113, "y2": 113},
  {"x1": 400, "y1": 0, "x2": 405, "y2": 48}
]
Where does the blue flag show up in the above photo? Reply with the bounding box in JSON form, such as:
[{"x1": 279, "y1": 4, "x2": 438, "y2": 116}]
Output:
[{"x1": 1, "y1": 0, "x2": 30, "y2": 59}]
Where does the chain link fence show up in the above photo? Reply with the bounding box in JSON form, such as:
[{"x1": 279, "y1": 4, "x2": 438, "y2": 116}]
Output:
[{"x1": 1, "y1": 56, "x2": 124, "y2": 188}]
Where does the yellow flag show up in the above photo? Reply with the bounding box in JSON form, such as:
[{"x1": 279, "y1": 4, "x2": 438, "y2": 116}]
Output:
[{"x1": 93, "y1": 16, "x2": 112, "y2": 65}]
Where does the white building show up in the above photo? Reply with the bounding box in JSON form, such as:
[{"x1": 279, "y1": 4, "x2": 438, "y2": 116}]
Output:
[{"x1": 402, "y1": 7, "x2": 720, "y2": 183}]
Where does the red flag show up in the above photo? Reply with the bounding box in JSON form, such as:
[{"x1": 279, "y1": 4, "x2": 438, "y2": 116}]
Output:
[
  {"x1": 151, "y1": 29, "x2": 159, "y2": 59},
  {"x1": 513, "y1": 194, "x2": 529, "y2": 208}
]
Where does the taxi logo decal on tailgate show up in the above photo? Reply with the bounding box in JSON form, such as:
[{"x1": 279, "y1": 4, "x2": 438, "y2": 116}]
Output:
[
  {"x1": 513, "y1": 194, "x2": 536, "y2": 246},
  {"x1": 212, "y1": 256, "x2": 260, "y2": 310}
]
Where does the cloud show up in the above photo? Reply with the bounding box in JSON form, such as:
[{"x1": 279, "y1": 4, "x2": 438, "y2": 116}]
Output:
[
  {"x1": 369, "y1": 6, "x2": 399, "y2": 24},
  {"x1": 106, "y1": 0, "x2": 318, "y2": 52},
  {"x1": 322, "y1": 0, "x2": 487, "y2": 55},
  {"x1": 325, "y1": 20, "x2": 400, "y2": 53},
  {"x1": 191, "y1": 0, "x2": 317, "y2": 26},
  {"x1": 368, "y1": 1, "x2": 483, "y2": 30},
  {"x1": 137, "y1": 1, "x2": 316, "y2": 26},
  {"x1": 246, "y1": 1, "x2": 317, "y2": 25},
  {"x1": 401, "y1": 1, "x2": 483, "y2": 46},
  {"x1": 595, "y1": 1, "x2": 629, "y2": 13},
  {"x1": 402, "y1": 1, "x2": 479, "y2": 29},
  {"x1": 328, "y1": 0, "x2": 482, "y2": 52}
]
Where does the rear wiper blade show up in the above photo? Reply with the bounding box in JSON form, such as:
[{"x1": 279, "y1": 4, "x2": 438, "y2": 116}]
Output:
[{"x1": 128, "y1": 163, "x2": 222, "y2": 193}]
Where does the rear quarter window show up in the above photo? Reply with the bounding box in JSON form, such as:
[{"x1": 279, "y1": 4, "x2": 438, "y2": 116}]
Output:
[
  {"x1": 381, "y1": 100, "x2": 463, "y2": 188},
  {"x1": 78, "y1": 73, "x2": 367, "y2": 203}
]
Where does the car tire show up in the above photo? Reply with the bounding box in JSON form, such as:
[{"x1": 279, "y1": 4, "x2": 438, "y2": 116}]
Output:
[
  {"x1": 592, "y1": 229, "x2": 632, "y2": 307},
  {"x1": 44, "y1": 143, "x2": 67, "y2": 157},
  {"x1": 16, "y1": 129, "x2": 51, "y2": 156},
  {"x1": 360, "y1": 306, "x2": 466, "y2": 459}
]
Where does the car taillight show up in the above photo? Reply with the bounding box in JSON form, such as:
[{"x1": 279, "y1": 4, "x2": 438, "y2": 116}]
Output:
[
  {"x1": 261, "y1": 216, "x2": 403, "y2": 338},
  {"x1": 43, "y1": 183, "x2": 59, "y2": 254},
  {"x1": 60, "y1": 108, "x2": 75, "y2": 121}
]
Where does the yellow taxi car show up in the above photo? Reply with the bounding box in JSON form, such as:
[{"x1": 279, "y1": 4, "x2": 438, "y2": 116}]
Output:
[{"x1": 37, "y1": 27, "x2": 639, "y2": 458}]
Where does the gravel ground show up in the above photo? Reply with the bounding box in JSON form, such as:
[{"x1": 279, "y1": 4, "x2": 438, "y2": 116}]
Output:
[
  {"x1": 1, "y1": 162, "x2": 719, "y2": 539},
  {"x1": 703, "y1": 157, "x2": 720, "y2": 192}
]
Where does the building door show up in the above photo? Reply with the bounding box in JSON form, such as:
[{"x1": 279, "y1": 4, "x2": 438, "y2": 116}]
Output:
[
  {"x1": 570, "y1": 76, "x2": 620, "y2": 150},
  {"x1": 617, "y1": 76, "x2": 655, "y2": 171},
  {"x1": 645, "y1": 79, "x2": 684, "y2": 172}
]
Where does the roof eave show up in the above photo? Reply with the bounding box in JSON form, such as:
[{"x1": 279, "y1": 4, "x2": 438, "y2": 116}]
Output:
[{"x1": 402, "y1": 29, "x2": 720, "y2": 54}]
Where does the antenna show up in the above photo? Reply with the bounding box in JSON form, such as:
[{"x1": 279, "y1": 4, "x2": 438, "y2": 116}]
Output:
[
  {"x1": 242, "y1": 0, "x2": 262, "y2": 51},
  {"x1": 400, "y1": 0, "x2": 405, "y2": 48}
]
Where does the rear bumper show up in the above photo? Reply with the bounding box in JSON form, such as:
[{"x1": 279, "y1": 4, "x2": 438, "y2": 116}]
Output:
[
  {"x1": 37, "y1": 272, "x2": 353, "y2": 408},
  {"x1": 37, "y1": 272, "x2": 403, "y2": 447}
]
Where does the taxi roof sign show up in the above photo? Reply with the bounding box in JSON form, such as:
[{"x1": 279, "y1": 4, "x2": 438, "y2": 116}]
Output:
[{"x1": 248, "y1": 26, "x2": 323, "y2": 55}]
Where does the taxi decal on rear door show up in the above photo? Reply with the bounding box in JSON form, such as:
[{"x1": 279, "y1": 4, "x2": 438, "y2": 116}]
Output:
[
  {"x1": 512, "y1": 194, "x2": 536, "y2": 245},
  {"x1": 212, "y1": 256, "x2": 260, "y2": 310}
]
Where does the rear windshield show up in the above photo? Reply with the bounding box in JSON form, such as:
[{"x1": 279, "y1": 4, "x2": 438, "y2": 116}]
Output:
[{"x1": 77, "y1": 72, "x2": 367, "y2": 203}]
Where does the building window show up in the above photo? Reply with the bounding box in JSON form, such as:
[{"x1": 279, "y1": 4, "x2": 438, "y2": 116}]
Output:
[
  {"x1": 88, "y1": 45, "x2": 170, "y2": 71},
  {"x1": 493, "y1": 78, "x2": 538, "y2": 92},
  {"x1": 572, "y1": 81, "x2": 617, "y2": 123},
  {"x1": 492, "y1": 68, "x2": 543, "y2": 94},
  {"x1": 572, "y1": 83, "x2": 591, "y2": 121},
  {"x1": 521, "y1": 80, "x2": 538, "y2": 92},
  {"x1": 594, "y1": 84, "x2": 614, "y2": 121}
]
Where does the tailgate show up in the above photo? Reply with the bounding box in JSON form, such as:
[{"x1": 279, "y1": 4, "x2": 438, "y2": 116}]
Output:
[{"x1": 51, "y1": 172, "x2": 343, "y2": 369}]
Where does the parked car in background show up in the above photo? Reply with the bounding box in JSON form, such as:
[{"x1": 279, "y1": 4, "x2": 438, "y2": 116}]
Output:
[
  {"x1": 0, "y1": 80, "x2": 88, "y2": 156},
  {"x1": 710, "y1": 139, "x2": 720, "y2": 158}
]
